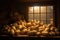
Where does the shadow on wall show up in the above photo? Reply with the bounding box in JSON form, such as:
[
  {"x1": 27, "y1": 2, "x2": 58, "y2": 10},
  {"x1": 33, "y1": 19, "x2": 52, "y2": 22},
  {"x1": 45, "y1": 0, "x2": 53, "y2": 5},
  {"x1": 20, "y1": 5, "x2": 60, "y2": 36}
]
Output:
[{"x1": 0, "y1": 11, "x2": 24, "y2": 29}]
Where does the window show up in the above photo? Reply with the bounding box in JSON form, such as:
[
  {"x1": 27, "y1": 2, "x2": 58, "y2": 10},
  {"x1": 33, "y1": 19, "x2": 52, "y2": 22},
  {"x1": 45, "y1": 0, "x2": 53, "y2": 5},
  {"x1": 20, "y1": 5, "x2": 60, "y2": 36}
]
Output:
[{"x1": 28, "y1": 6, "x2": 53, "y2": 24}]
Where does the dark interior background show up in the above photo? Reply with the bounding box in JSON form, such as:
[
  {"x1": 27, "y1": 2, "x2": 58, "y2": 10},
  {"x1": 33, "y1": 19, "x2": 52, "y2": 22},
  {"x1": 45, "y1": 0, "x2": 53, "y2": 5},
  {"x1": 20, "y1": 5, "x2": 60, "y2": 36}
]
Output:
[{"x1": 0, "y1": 0, "x2": 60, "y2": 32}]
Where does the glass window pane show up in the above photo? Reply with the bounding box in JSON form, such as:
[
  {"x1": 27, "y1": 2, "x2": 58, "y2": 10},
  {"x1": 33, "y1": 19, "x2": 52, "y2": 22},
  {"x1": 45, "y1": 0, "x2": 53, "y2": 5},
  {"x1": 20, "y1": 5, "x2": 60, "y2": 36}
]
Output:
[
  {"x1": 47, "y1": 13, "x2": 53, "y2": 20},
  {"x1": 34, "y1": 6, "x2": 40, "y2": 13},
  {"x1": 41, "y1": 13, "x2": 46, "y2": 20},
  {"x1": 34, "y1": 14, "x2": 40, "y2": 20},
  {"x1": 41, "y1": 20, "x2": 46, "y2": 24},
  {"x1": 28, "y1": 19, "x2": 33, "y2": 21},
  {"x1": 48, "y1": 20, "x2": 53, "y2": 23},
  {"x1": 47, "y1": 6, "x2": 53, "y2": 12},
  {"x1": 41, "y1": 6, "x2": 46, "y2": 13},
  {"x1": 46, "y1": 20, "x2": 50, "y2": 24},
  {"x1": 28, "y1": 14, "x2": 33, "y2": 20},
  {"x1": 28, "y1": 7, "x2": 33, "y2": 13}
]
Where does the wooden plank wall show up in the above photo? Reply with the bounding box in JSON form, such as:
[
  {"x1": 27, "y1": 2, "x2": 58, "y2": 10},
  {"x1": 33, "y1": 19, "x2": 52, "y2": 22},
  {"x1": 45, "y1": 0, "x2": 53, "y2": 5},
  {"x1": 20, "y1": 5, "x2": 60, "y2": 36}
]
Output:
[{"x1": 18, "y1": 0, "x2": 53, "y2": 2}]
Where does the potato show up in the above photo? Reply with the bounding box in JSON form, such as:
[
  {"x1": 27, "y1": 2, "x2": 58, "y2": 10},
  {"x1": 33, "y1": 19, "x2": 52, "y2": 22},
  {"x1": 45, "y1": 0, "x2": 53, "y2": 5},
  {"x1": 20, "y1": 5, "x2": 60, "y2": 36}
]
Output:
[
  {"x1": 12, "y1": 26, "x2": 16, "y2": 30},
  {"x1": 32, "y1": 30, "x2": 37, "y2": 33},
  {"x1": 27, "y1": 28, "x2": 30, "y2": 32},
  {"x1": 10, "y1": 29, "x2": 15, "y2": 35},
  {"x1": 32, "y1": 23, "x2": 36, "y2": 26},
  {"x1": 7, "y1": 27, "x2": 11, "y2": 32},
  {"x1": 18, "y1": 25, "x2": 23, "y2": 29},
  {"x1": 15, "y1": 29, "x2": 20, "y2": 33},
  {"x1": 31, "y1": 26, "x2": 35, "y2": 29},
  {"x1": 42, "y1": 30, "x2": 48, "y2": 34},
  {"x1": 27, "y1": 22, "x2": 32, "y2": 26},
  {"x1": 35, "y1": 20, "x2": 40, "y2": 25},
  {"x1": 13, "y1": 23, "x2": 18, "y2": 27},
  {"x1": 5, "y1": 26, "x2": 9, "y2": 30},
  {"x1": 31, "y1": 20, "x2": 34, "y2": 23},
  {"x1": 50, "y1": 27, "x2": 54, "y2": 31},
  {"x1": 44, "y1": 27, "x2": 49, "y2": 31},
  {"x1": 36, "y1": 32, "x2": 41, "y2": 35},
  {"x1": 34, "y1": 25, "x2": 39, "y2": 28},
  {"x1": 22, "y1": 28, "x2": 28, "y2": 32},
  {"x1": 49, "y1": 31, "x2": 55, "y2": 35}
]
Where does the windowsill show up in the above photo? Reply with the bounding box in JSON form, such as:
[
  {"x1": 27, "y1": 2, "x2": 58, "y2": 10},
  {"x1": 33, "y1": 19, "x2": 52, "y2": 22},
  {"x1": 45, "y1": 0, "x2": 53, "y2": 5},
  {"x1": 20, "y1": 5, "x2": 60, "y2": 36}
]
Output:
[{"x1": 0, "y1": 35, "x2": 60, "y2": 38}]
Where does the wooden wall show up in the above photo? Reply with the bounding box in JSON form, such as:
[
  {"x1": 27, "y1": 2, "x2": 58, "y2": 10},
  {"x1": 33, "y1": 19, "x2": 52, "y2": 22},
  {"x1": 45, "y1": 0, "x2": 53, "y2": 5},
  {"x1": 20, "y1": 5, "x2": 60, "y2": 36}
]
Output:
[
  {"x1": 18, "y1": 0, "x2": 53, "y2": 2},
  {"x1": 55, "y1": 0, "x2": 60, "y2": 30}
]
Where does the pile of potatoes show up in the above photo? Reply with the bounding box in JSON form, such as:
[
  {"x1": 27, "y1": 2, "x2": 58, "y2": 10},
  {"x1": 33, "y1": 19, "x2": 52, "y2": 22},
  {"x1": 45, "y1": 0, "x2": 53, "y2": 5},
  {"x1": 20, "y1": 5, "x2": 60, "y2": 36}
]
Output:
[{"x1": 2, "y1": 20, "x2": 59, "y2": 36}]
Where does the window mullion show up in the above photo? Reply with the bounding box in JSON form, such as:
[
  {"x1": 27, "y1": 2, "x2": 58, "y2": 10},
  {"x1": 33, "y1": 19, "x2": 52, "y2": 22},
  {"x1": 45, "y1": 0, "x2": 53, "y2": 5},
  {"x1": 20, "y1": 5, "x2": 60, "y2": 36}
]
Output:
[
  {"x1": 46, "y1": 6, "x2": 47, "y2": 24},
  {"x1": 33, "y1": 6, "x2": 34, "y2": 20},
  {"x1": 39, "y1": 6, "x2": 41, "y2": 22}
]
